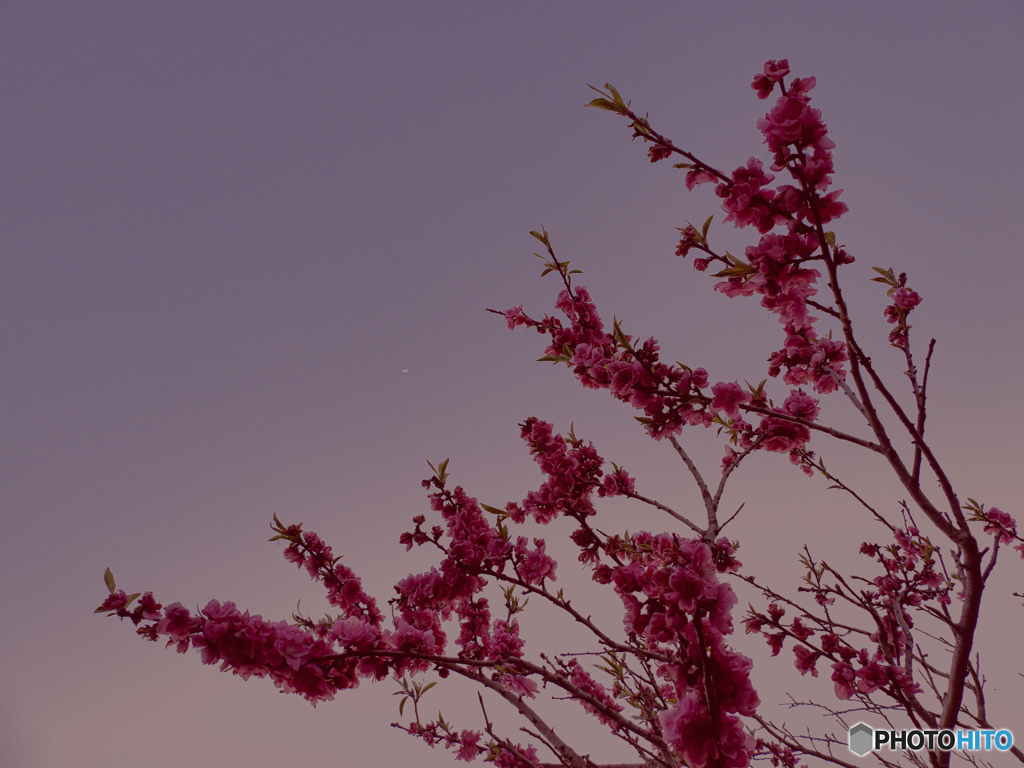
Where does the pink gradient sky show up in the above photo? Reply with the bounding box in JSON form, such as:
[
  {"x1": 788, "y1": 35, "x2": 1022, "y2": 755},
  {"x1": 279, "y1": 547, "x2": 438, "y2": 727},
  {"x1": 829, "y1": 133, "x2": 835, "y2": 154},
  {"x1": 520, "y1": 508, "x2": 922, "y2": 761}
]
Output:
[{"x1": 3, "y1": 4, "x2": 1023, "y2": 767}]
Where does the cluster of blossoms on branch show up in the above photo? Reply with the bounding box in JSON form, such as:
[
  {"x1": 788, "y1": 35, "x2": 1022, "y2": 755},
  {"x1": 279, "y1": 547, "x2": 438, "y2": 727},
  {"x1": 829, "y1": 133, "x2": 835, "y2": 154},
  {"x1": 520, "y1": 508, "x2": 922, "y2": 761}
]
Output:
[
  {"x1": 101, "y1": 60, "x2": 1022, "y2": 768},
  {"x1": 599, "y1": 532, "x2": 758, "y2": 767},
  {"x1": 503, "y1": 260, "x2": 823, "y2": 476}
]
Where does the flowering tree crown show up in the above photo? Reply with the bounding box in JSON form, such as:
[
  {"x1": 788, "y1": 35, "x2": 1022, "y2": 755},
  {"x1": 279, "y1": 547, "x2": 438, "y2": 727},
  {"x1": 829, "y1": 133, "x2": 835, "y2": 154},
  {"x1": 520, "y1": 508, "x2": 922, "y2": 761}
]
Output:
[{"x1": 100, "y1": 60, "x2": 1023, "y2": 768}]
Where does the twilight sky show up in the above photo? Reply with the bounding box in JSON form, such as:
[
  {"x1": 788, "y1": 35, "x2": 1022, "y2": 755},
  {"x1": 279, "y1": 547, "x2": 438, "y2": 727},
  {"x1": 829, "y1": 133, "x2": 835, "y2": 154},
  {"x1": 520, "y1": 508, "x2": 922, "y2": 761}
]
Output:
[{"x1": 3, "y1": 4, "x2": 1023, "y2": 767}]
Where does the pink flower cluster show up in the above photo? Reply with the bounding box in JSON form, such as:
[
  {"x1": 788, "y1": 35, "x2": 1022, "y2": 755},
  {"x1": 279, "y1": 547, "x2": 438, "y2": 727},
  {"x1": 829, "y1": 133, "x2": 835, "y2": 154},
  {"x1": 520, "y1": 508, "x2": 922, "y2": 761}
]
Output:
[
  {"x1": 507, "y1": 63, "x2": 861, "y2": 477},
  {"x1": 506, "y1": 286, "x2": 716, "y2": 439},
  {"x1": 883, "y1": 285, "x2": 923, "y2": 348},
  {"x1": 494, "y1": 742, "x2": 540, "y2": 768},
  {"x1": 564, "y1": 657, "x2": 623, "y2": 728},
  {"x1": 980, "y1": 507, "x2": 1024, "y2": 557},
  {"x1": 829, "y1": 648, "x2": 920, "y2": 702},
  {"x1": 513, "y1": 536, "x2": 557, "y2": 585},
  {"x1": 755, "y1": 740, "x2": 808, "y2": 768},
  {"x1": 100, "y1": 415, "x2": 654, "y2": 750},
  {"x1": 865, "y1": 527, "x2": 950, "y2": 600},
  {"x1": 716, "y1": 157, "x2": 778, "y2": 233},
  {"x1": 746, "y1": 525, "x2": 948, "y2": 708},
  {"x1": 406, "y1": 721, "x2": 484, "y2": 762},
  {"x1": 751, "y1": 59, "x2": 791, "y2": 100},
  {"x1": 680, "y1": 62, "x2": 851, "y2": 395},
  {"x1": 100, "y1": 472, "x2": 551, "y2": 704},
  {"x1": 282, "y1": 527, "x2": 384, "y2": 626},
  {"x1": 508, "y1": 280, "x2": 831, "y2": 475},
  {"x1": 746, "y1": 604, "x2": 920, "y2": 704},
  {"x1": 609, "y1": 533, "x2": 758, "y2": 767},
  {"x1": 505, "y1": 416, "x2": 634, "y2": 525},
  {"x1": 101, "y1": 593, "x2": 354, "y2": 703},
  {"x1": 397, "y1": 478, "x2": 531, "y2": 671},
  {"x1": 721, "y1": 388, "x2": 821, "y2": 475}
]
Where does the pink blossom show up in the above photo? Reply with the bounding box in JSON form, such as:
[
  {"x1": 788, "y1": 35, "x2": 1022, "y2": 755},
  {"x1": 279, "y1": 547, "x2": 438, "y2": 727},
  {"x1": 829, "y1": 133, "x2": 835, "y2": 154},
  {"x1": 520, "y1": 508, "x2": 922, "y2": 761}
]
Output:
[
  {"x1": 781, "y1": 389, "x2": 819, "y2": 421},
  {"x1": 721, "y1": 446, "x2": 738, "y2": 473},
  {"x1": 751, "y1": 59, "x2": 790, "y2": 99},
  {"x1": 983, "y1": 508, "x2": 1017, "y2": 545},
  {"x1": 793, "y1": 645, "x2": 819, "y2": 677},
  {"x1": 685, "y1": 168, "x2": 718, "y2": 190},
  {"x1": 892, "y1": 287, "x2": 922, "y2": 310},
  {"x1": 648, "y1": 144, "x2": 673, "y2": 162},
  {"x1": 504, "y1": 305, "x2": 532, "y2": 330},
  {"x1": 855, "y1": 660, "x2": 887, "y2": 695},
  {"x1": 158, "y1": 603, "x2": 199, "y2": 650},
  {"x1": 489, "y1": 620, "x2": 525, "y2": 659},
  {"x1": 660, "y1": 692, "x2": 755, "y2": 768},
  {"x1": 814, "y1": 189, "x2": 848, "y2": 223},
  {"x1": 494, "y1": 743, "x2": 539, "y2": 768},
  {"x1": 502, "y1": 673, "x2": 539, "y2": 698},
  {"x1": 717, "y1": 157, "x2": 777, "y2": 232},
  {"x1": 675, "y1": 224, "x2": 699, "y2": 257},
  {"x1": 514, "y1": 536, "x2": 558, "y2": 585},
  {"x1": 711, "y1": 381, "x2": 751, "y2": 420},
  {"x1": 455, "y1": 731, "x2": 481, "y2": 762},
  {"x1": 831, "y1": 661, "x2": 856, "y2": 700},
  {"x1": 137, "y1": 592, "x2": 163, "y2": 620},
  {"x1": 567, "y1": 659, "x2": 623, "y2": 727},
  {"x1": 99, "y1": 590, "x2": 129, "y2": 612},
  {"x1": 598, "y1": 466, "x2": 635, "y2": 497},
  {"x1": 332, "y1": 617, "x2": 380, "y2": 648}
]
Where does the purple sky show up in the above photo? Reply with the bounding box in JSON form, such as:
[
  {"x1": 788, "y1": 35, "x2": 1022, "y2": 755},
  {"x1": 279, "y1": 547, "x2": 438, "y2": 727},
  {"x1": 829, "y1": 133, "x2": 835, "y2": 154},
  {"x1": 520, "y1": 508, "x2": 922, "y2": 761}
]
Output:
[{"x1": 3, "y1": 4, "x2": 1023, "y2": 767}]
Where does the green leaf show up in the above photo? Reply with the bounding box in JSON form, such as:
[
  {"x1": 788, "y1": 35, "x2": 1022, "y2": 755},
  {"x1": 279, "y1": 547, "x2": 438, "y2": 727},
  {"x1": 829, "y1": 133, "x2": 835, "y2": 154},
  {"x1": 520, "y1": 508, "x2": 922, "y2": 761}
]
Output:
[
  {"x1": 745, "y1": 378, "x2": 767, "y2": 398},
  {"x1": 611, "y1": 317, "x2": 631, "y2": 349},
  {"x1": 399, "y1": 696, "x2": 407, "y2": 717},
  {"x1": 701, "y1": 215, "x2": 713, "y2": 239},
  {"x1": 481, "y1": 503, "x2": 506, "y2": 516},
  {"x1": 631, "y1": 120, "x2": 651, "y2": 136},
  {"x1": 104, "y1": 567, "x2": 116, "y2": 594},
  {"x1": 529, "y1": 228, "x2": 550, "y2": 247},
  {"x1": 870, "y1": 266, "x2": 897, "y2": 287},
  {"x1": 585, "y1": 83, "x2": 628, "y2": 115},
  {"x1": 710, "y1": 267, "x2": 752, "y2": 279}
]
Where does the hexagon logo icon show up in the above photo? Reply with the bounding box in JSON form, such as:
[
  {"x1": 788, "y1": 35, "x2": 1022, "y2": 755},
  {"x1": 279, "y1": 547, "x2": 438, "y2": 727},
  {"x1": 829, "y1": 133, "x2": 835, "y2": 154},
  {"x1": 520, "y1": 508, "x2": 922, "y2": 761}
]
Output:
[{"x1": 848, "y1": 723, "x2": 874, "y2": 756}]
